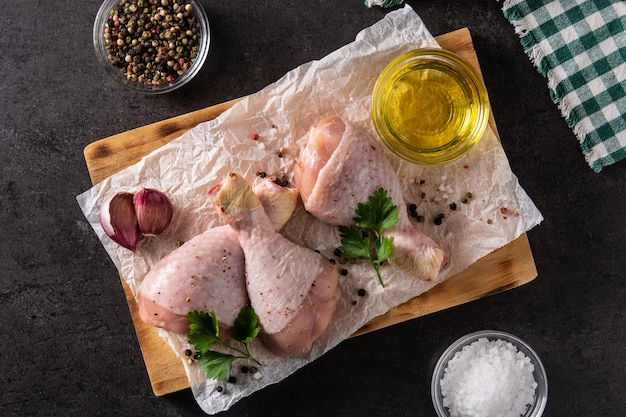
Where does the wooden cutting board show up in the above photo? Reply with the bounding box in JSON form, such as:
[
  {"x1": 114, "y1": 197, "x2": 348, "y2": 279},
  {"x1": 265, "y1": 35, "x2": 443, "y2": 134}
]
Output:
[{"x1": 84, "y1": 28, "x2": 537, "y2": 396}]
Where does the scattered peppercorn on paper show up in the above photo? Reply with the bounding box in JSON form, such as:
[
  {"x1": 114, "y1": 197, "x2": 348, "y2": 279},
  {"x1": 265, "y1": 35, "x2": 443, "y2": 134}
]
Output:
[{"x1": 77, "y1": 5, "x2": 543, "y2": 415}]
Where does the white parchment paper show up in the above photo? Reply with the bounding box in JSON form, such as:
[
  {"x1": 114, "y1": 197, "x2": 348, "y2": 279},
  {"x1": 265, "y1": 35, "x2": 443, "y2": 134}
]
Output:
[{"x1": 77, "y1": 5, "x2": 543, "y2": 415}]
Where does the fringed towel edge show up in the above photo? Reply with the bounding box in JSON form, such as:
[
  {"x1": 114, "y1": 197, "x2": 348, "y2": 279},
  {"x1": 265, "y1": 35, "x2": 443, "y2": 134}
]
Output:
[{"x1": 502, "y1": 0, "x2": 602, "y2": 171}]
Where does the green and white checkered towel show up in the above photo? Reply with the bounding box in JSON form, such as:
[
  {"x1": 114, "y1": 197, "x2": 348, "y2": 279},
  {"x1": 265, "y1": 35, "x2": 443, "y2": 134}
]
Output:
[{"x1": 503, "y1": 0, "x2": 626, "y2": 172}]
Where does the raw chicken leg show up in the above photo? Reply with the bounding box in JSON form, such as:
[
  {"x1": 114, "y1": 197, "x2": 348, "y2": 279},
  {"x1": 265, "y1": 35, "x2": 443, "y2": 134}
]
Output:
[
  {"x1": 137, "y1": 177, "x2": 299, "y2": 334},
  {"x1": 294, "y1": 116, "x2": 446, "y2": 282},
  {"x1": 252, "y1": 175, "x2": 299, "y2": 231},
  {"x1": 138, "y1": 226, "x2": 246, "y2": 334},
  {"x1": 209, "y1": 172, "x2": 340, "y2": 357}
]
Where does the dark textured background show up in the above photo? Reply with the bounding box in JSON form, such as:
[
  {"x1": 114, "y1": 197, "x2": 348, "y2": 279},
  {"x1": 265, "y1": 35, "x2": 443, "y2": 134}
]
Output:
[{"x1": 1, "y1": 1, "x2": 624, "y2": 416}]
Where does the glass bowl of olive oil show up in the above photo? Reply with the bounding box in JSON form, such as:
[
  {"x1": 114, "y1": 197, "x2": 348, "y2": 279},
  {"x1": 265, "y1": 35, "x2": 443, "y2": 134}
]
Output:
[{"x1": 371, "y1": 48, "x2": 489, "y2": 165}]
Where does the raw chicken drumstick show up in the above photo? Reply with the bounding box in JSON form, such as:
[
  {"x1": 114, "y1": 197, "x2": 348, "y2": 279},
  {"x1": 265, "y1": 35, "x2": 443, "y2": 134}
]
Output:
[
  {"x1": 137, "y1": 177, "x2": 298, "y2": 334},
  {"x1": 294, "y1": 116, "x2": 446, "y2": 282},
  {"x1": 137, "y1": 225, "x2": 246, "y2": 334},
  {"x1": 209, "y1": 172, "x2": 340, "y2": 357}
]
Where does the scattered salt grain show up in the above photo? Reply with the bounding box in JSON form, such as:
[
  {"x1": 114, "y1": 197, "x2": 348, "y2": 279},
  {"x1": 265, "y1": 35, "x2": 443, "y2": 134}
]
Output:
[{"x1": 440, "y1": 337, "x2": 537, "y2": 417}]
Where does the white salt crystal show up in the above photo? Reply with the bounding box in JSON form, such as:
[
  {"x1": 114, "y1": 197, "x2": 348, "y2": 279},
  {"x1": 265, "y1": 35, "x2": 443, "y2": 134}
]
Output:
[{"x1": 440, "y1": 337, "x2": 537, "y2": 417}]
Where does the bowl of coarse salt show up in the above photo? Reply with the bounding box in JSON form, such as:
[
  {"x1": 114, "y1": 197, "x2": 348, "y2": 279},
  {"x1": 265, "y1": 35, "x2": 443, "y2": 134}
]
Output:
[{"x1": 431, "y1": 330, "x2": 548, "y2": 417}]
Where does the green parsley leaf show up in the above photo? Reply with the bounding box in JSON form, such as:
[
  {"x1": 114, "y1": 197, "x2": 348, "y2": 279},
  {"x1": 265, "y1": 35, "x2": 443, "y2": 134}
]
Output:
[
  {"x1": 339, "y1": 188, "x2": 399, "y2": 287},
  {"x1": 186, "y1": 308, "x2": 262, "y2": 381},
  {"x1": 196, "y1": 350, "x2": 237, "y2": 382},
  {"x1": 338, "y1": 226, "x2": 371, "y2": 260},
  {"x1": 231, "y1": 305, "x2": 261, "y2": 344},
  {"x1": 375, "y1": 235, "x2": 394, "y2": 262},
  {"x1": 187, "y1": 310, "x2": 221, "y2": 352},
  {"x1": 353, "y1": 188, "x2": 399, "y2": 234}
]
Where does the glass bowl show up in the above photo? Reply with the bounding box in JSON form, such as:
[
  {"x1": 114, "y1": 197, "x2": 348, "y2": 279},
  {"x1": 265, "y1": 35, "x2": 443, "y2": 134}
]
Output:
[
  {"x1": 93, "y1": 0, "x2": 210, "y2": 94},
  {"x1": 431, "y1": 330, "x2": 548, "y2": 417},
  {"x1": 371, "y1": 48, "x2": 489, "y2": 165}
]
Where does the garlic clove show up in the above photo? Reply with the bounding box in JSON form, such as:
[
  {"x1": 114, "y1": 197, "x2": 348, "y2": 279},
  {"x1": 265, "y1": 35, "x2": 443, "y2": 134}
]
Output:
[
  {"x1": 133, "y1": 188, "x2": 173, "y2": 236},
  {"x1": 100, "y1": 192, "x2": 141, "y2": 251}
]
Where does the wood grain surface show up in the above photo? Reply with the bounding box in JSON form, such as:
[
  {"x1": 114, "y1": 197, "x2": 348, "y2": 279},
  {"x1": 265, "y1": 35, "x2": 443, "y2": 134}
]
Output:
[{"x1": 83, "y1": 28, "x2": 537, "y2": 396}]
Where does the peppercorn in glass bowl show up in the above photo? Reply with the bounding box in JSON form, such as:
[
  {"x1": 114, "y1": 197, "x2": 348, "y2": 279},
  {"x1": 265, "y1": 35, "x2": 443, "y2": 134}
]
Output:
[
  {"x1": 431, "y1": 330, "x2": 548, "y2": 417},
  {"x1": 93, "y1": 0, "x2": 210, "y2": 94}
]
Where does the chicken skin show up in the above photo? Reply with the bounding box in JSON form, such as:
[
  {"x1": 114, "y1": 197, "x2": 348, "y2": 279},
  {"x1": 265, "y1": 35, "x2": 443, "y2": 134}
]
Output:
[
  {"x1": 137, "y1": 226, "x2": 246, "y2": 334},
  {"x1": 137, "y1": 177, "x2": 299, "y2": 334},
  {"x1": 209, "y1": 172, "x2": 340, "y2": 357},
  {"x1": 294, "y1": 116, "x2": 446, "y2": 281}
]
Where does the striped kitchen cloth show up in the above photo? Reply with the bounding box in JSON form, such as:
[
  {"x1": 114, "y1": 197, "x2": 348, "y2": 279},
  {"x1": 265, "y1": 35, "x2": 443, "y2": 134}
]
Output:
[{"x1": 503, "y1": 0, "x2": 626, "y2": 172}]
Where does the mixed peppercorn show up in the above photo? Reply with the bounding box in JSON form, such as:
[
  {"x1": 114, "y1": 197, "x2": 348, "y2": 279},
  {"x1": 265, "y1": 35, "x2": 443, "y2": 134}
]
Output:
[{"x1": 103, "y1": 0, "x2": 202, "y2": 86}]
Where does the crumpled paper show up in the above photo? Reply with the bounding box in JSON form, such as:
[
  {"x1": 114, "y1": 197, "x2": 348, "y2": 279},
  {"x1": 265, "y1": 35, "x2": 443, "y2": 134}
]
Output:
[{"x1": 77, "y1": 5, "x2": 543, "y2": 415}]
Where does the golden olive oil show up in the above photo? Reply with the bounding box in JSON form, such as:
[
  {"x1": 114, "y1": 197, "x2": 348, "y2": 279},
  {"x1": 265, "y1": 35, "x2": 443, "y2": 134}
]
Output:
[
  {"x1": 372, "y1": 49, "x2": 489, "y2": 165},
  {"x1": 385, "y1": 64, "x2": 474, "y2": 149}
]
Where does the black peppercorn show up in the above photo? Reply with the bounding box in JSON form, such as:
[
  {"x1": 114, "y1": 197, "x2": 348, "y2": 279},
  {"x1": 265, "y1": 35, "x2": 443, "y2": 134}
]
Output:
[
  {"x1": 273, "y1": 177, "x2": 289, "y2": 187},
  {"x1": 102, "y1": 0, "x2": 202, "y2": 86}
]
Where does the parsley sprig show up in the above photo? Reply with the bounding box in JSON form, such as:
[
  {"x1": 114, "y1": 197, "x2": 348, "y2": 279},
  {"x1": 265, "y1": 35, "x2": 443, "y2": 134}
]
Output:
[
  {"x1": 338, "y1": 188, "x2": 399, "y2": 287},
  {"x1": 187, "y1": 306, "x2": 262, "y2": 381}
]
